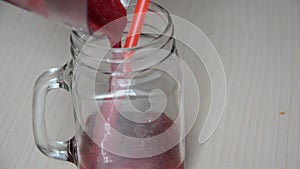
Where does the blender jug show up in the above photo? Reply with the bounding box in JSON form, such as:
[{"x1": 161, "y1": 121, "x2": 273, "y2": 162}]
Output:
[{"x1": 3, "y1": 0, "x2": 131, "y2": 33}]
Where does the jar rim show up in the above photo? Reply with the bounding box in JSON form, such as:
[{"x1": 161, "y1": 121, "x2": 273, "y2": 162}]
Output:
[{"x1": 71, "y1": 1, "x2": 173, "y2": 56}]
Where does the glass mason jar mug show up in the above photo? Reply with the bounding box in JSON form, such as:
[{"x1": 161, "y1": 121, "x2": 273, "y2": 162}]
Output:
[{"x1": 33, "y1": 2, "x2": 185, "y2": 169}]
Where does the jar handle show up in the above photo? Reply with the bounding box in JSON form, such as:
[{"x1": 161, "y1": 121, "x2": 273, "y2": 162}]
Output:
[{"x1": 32, "y1": 66, "x2": 75, "y2": 163}]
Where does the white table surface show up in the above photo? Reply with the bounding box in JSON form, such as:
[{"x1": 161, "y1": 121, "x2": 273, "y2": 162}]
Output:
[{"x1": 0, "y1": 0, "x2": 300, "y2": 168}]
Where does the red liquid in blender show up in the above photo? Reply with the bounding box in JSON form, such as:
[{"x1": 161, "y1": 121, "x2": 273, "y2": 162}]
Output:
[{"x1": 88, "y1": 0, "x2": 127, "y2": 47}]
